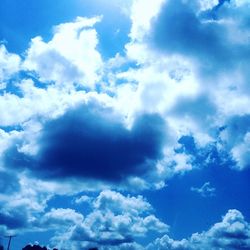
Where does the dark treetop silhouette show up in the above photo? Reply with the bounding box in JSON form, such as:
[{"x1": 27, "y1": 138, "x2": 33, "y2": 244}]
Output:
[
  {"x1": 22, "y1": 245, "x2": 58, "y2": 250},
  {"x1": 22, "y1": 245, "x2": 97, "y2": 250}
]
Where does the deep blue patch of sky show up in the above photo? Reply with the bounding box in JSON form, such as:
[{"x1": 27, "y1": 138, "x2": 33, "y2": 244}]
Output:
[{"x1": 144, "y1": 158, "x2": 250, "y2": 240}]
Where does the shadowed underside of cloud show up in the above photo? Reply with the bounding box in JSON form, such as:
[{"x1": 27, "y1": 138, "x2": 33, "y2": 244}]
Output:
[
  {"x1": 150, "y1": 0, "x2": 250, "y2": 74},
  {"x1": 4, "y1": 104, "x2": 167, "y2": 182},
  {"x1": 0, "y1": 208, "x2": 28, "y2": 229},
  {"x1": 151, "y1": 0, "x2": 227, "y2": 59}
]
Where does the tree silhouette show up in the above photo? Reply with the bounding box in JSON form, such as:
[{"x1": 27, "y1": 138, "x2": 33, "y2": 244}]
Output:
[
  {"x1": 22, "y1": 245, "x2": 47, "y2": 250},
  {"x1": 22, "y1": 244, "x2": 95, "y2": 250}
]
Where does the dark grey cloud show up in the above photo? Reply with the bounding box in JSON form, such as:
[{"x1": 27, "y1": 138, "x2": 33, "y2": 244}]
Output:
[{"x1": 4, "y1": 104, "x2": 167, "y2": 182}]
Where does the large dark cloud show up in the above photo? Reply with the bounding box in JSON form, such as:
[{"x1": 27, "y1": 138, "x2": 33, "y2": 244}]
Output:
[{"x1": 4, "y1": 104, "x2": 167, "y2": 182}]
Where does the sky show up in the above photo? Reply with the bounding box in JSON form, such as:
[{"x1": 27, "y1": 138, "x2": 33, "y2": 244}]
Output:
[{"x1": 0, "y1": 0, "x2": 250, "y2": 249}]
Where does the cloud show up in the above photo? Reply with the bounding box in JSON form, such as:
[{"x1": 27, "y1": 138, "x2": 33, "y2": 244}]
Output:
[
  {"x1": 151, "y1": 0, "x2": 225, "y2": 60},
  {"x1": 147, "y1": 209, "x2": 250, "y2": 250},
  {"x1": 0, "y1": 44, "x2": 21, "y2": 88},
  {"x1": 168, "y1": 95, "x2": 217, "y2": 130},
  {"x1": 0, "y1": 173, "x2": 56, "y2": 234},
  {"x1": 75, "y1": 195, "x2": 93, "y2": 205},
  {"x1": 129, "y1": 0, "x2": 165, "y2": 42},
  {"x1": 220, "y1": 115, "x2": 250, "y2": 169},
  {"x1": 124, "y1": 0, "x2": 250, "y2": 162},
  {"x1": 150, "y1": 0, "x2": 250, "y2": 75},
  {"x1": 41, "y1": 208, "x2": 84, "y2": 229},
  {"x1": 0, "y1": 79, "x2": 89, "y2": 127},
  {"x1": 93, "y1": 189, "x2": 152, "y2": 215},
  {"x1": 1, "y1": 3, "x2": 250, "y2": 248},
  {"x1": 0, "y1": 207, "x2": 28, "y2": 230},
  {"x1": 4, "y1": 103, "x2": 167, "y2": 182},
  {"x1": 191, "y1": 182, "x2": 216, "y2": 198},
  {"x1": 52, "y1": 190, "x2": 168, "y2": 249},
  {"x1": 0, "y1": 170, "x2": 20, "y2": 194},
  {"x1": 23, "y1": 17, "x2": 103, "y2": 87}
]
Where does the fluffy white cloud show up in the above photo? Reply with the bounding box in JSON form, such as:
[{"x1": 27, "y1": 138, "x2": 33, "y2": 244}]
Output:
[
  {"x1": 75, "y1": 195, "x2": 93, "y2": 205},
  {"x1": 121, "y1": 0, "x2": 250, "y2": 172},
  {"x1": 41, "y1": 208, "x2": 84, "y2": 228},
  {"x1": 230, "y1": 132, "x2": 250, "y2": 170},
  {"x1": 147, "y1": 209, "x2": 250, "y2": 250},
  {"x1": 0, "y1": 44, "x2": 21, "y2": 88},
  {"x1": 23, "y1": 17, "x2": 103, "y2": 87},
  {"x1": 129, "y1": 0, "x2": 165, "y2": 42},
  {"x1": 93, "y1": 190, "x2": 152, "y2": 215},
  {"x1": 52, "y1": 190, "x2": 168, "y2": 249},
  {"x1": 0, "y1": 79, "x2": 91, "y2": 126}
]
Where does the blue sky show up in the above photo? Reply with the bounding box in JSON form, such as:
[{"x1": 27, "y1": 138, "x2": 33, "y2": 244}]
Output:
[{"x1": 0, "y1": 0, "x2": 250, "y2": 250}]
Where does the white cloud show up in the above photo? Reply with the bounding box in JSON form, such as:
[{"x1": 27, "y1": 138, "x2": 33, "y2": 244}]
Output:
[
  {"x1": 23, "y1": 17, "x2": 103, "y2": 87},
  {"x1": 147, "y1": 209, "x2": 250, "y2": 250},
  {"x1": 0, "y1": 44, "x2": 21, "y2": 88},
  {"x1": 1, "y1": 4, "x2": 250, "y2": 242},
  {"x1": 52, "y1": 190, "x2": 168, "y2": 249},
  {"x1": 0, "y1": 79, "x2": 86, "y2": 126},
  {"x1": 75, "y1": 195, "x2": 93, "y2": 205},
  {"x1": 41, "y1": 208, "x2": 84, "y2": 228},
  {"x1": 93, "y1": 190, "x2": 152, "y2": 215},
  {"x1": 198, "y1": 0, "x2": 219, "y2": 11},
  {"x1": 129, "y1": 0, "x2": 165, "y2": 42},
  {"x1": 191, "y1": 182, "x2": 216, "y2": 198},
  {"x1": 231, "y1": 132, "x2": 250, "y2": 170},
  {"x1": 219, "y1": 115, "x2": 250, "y2": 170}
]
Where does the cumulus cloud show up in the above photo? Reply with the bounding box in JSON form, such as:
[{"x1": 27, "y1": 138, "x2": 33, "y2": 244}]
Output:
[
  {"x1": 0, "y1": 44, "x2": 21, "y2": 88},
  {"x1": 0, "y1": 79, "x2": 90, "y2": 127},
  {"x1": 1, "y1": 0, "x2": 248, "y2": 199},
  {"x1": 41, "y1": 208, "x2": 84, "y2": 228},
  {"x1": 147, "y1": 209, "x2": 250, "y2": 250},
  {"x1": 122, "y1": 0, "x2": 250, "y2": 172},
  {"x1": 23, "y1": 17, "x2": 103, "y2": 87},
  {"x1": 52, "y1": 190, "x2": 168, "y2": 249},
  {"x1": 1, "y1": 2, "x2": 250, "y2": 247},
  {"x1": 4, "y1": 103, "x2": 167, "y2": 182}
]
